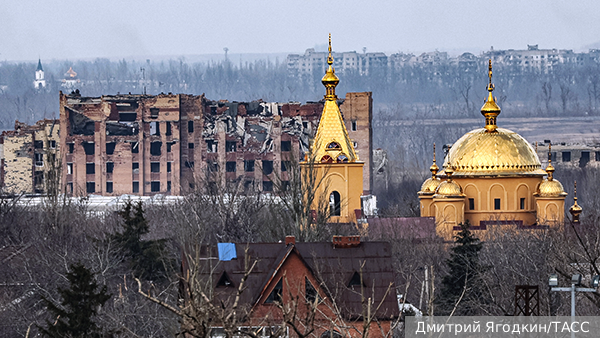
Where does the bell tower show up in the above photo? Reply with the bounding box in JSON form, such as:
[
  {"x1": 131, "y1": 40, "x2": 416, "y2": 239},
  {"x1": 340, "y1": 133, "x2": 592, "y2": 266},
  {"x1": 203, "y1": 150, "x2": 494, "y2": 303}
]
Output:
[
  {"x1": 34, "y1": 59, "x2": 46, "y2": 89},
  {"x1": 302, "y1": 34, "x2": 364, "y2": 223}
]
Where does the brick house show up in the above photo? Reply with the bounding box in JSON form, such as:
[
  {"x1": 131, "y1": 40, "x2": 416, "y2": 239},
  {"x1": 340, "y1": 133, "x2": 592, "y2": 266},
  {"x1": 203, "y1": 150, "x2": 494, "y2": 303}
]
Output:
[{"x1": 182, "y1": 236, "x2": 399, "y2": 338}]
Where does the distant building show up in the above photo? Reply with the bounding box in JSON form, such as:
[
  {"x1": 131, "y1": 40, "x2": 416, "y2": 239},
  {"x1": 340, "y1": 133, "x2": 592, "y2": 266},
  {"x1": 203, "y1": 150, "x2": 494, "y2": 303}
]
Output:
[
  {"x1": 1, "y1": 119, "x2": 60, "y2": 195},
  {"x1": 287, "y1": 48, "x2": 388, "y2": 78},
  {"x1": 33, "y1": 59, "x2": 46, "y2": 89},
  {"x1": 58, "y1": 90, "x2": 372, "y2": 197},
  {"x1": 62, "y1": 67, "x2": 80, "y2": 89}
]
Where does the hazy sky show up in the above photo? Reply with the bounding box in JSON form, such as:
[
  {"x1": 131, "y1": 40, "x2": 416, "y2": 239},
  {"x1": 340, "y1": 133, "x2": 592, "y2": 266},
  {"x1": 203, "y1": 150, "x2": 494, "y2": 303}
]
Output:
[{"x1": 1, "y1": 0, "x2": 599, "y2": 62}]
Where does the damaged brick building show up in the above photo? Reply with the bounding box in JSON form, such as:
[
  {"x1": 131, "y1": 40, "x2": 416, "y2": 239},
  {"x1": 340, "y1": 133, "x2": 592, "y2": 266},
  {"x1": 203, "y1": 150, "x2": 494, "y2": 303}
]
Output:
[
  {"x1": 1, "y1": 119, "x2": 60, "y2": 195},
  {"x1": 59, "y1": 91, "x2": 372, "y2": 196}
]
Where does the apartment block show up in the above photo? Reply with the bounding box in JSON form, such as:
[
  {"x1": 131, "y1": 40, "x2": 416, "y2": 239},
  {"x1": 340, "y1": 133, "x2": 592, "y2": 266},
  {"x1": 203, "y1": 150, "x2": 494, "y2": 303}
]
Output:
[{"x1": 59, "y1": 91, "x2": 372, "y2": 197}]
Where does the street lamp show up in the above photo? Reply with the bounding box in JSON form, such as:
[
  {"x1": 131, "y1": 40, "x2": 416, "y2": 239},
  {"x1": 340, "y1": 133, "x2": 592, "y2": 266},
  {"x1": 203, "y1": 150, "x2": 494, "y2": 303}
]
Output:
[{"x1": 549, "y1": 273, "x2": 599, "y2": 338}]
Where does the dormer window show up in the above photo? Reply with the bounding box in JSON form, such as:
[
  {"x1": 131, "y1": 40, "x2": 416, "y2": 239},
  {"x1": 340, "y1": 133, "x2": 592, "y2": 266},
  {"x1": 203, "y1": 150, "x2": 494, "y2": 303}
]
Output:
[
  {"x1": 348, "y1": 271, "x2": 365, "y2": 288},
  {"x1": 327, "y1": 142, "x2": 341, "y2": 150},
  {"x1": 217, "y1": 271, "x2": 234, "y2": 288}
]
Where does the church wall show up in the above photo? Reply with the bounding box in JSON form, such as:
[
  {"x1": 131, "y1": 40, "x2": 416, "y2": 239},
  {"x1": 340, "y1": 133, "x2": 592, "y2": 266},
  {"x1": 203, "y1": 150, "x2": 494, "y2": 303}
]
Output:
[{"x1": 457, "y1": 176, "x2": 541, "y2": 226}]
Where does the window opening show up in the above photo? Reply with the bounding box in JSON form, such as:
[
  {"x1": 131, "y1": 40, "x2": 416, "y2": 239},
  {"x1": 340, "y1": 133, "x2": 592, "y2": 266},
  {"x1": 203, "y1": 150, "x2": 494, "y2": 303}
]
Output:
[
  {"x1": 305, "y1": 277, "x2": 318, "y2": 303},
  {"x1": 262, "y1": 160, "x2": 273, "y2": 175},
  {"x1": 150, "y1": 142, "x2": 162, "y2": 156},
  {"x1": 207, "y1": 140, "x2": 218, "y2": 153},
  {"x1": 226, "y1": 141, "x2": 237, "y2": 152},
  {"x1": 86, "y1": 163, "x2": 95, "y2": 175},
  {"x1": 281, "y1": 140, "x2": 292, "y2": 151},
  {"x1": 86, "y1": 182, "x2": 95, "y2": 194},
  {"x1": 83, "y1": 142, "x2": 95, "y2": 155},
  {"x1": 330, "y1": 191, "x2": 341, "y2": 216},
  {"x1": 217, "y1": 271, "x2": 234, "y2": 287},
  {"x1": 520, "y1": 198, "x2": 526, "y2": 210},
  {"x1": 348, "y1": 271, "x2": 364, "y2": 287},
  {"x1": 106, "y1": 142, "x2": 116, "y2": 155},
  {"x1": 245, "y1": 160, "x2": 255, "y2": 172},
  {"x1": 166, "y1": 122, "x2": 172, "y2": 136},
  {"x1": 494, "y1": 198, "x2": 501, "y2": 210},
  {"x1": 265, "y1": 279, "x2": 283, "y2": 304},
  {"x1": 263, "y1": 181, "x2": 273, "y2": 192}
]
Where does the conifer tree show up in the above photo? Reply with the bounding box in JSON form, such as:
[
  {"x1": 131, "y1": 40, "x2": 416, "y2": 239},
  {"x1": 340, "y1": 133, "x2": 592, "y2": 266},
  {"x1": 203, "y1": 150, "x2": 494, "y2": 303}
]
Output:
[
  {"x1": 437, "y1": 221, "x2": 489, "y2": 315},
  {"x1": 39, "y1": 263, "x2": 111, "y2": 338},
  {"x1": 113, "y1": 200, "x2": 171, "y2": 280}
]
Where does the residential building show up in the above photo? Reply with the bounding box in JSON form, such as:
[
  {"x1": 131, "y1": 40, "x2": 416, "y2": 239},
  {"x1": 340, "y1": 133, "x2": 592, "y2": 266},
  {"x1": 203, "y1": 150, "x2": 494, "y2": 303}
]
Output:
[
  {"x1": 186, "y1": 236, "x2": 399, "y2": 338},
  {"x1": 1, "y1": 119, "x2": 60, "y2": 195},
  {"x1": 59, "y1": 89, "x2": 372, "y2": 197}
]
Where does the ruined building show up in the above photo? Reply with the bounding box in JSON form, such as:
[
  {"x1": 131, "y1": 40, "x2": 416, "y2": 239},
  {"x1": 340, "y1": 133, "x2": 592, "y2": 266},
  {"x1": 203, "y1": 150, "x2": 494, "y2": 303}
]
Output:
[
  {"x1": 1, "y1": 119, "x2": 60, "y2": 195},
  {"x1": 59, "y1": 89, "x2": 372, "y2": 197}
]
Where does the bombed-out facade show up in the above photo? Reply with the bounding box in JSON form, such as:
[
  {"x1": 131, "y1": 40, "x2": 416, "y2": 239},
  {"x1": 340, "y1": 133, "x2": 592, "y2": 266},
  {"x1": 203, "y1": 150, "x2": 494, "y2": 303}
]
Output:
[
  {"x1": 1, "y1": 119, "x2": 60, "y2": 195},
  {"x1": 59, "y1": 91, "x2": 372, "y2": 196}
]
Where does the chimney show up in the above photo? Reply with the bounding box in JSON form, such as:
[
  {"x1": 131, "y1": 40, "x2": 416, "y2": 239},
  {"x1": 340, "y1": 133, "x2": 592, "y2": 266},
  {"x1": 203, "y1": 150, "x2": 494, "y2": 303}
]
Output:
[
  {"x1": 285, "y1": 236, "x2": 296, "y2": 246},
  {"x1": 333, "y1": 235, "x2": 361, "y2": 248}
]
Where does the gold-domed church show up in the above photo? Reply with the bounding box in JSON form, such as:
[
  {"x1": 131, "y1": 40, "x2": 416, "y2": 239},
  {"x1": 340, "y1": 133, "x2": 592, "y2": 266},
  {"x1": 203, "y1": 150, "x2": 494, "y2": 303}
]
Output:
[
  {"x1": 302, "y1": 35, "x2": 364, "y2": 223},
  {"x1": 419, "y1": 60, "x2": 571, "y2": 235}
]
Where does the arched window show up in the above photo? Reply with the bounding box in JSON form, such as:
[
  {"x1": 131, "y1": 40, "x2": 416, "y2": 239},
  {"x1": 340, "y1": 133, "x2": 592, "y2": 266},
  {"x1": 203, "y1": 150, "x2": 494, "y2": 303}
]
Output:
[
  {"x1": 330, "y1": 191, "x2": 341, "y2": 216},
  {"x1": 337, "y1": 154, "x2": 348, "y2": 163}
]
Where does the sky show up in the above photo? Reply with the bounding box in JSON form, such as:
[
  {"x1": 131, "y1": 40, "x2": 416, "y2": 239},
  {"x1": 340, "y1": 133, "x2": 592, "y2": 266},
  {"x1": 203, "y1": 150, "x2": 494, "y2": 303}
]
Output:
[{"x1": 1, "y1": 0, "x2": 599, "y2": 62}]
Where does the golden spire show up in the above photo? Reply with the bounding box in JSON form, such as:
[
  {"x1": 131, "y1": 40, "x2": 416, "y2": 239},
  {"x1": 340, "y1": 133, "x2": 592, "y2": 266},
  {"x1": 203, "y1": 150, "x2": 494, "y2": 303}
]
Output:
[
  {"x1": 430, "y1": 143, "x2": 439, "y2": 178},
  {"x1": 569, "y1": 181, "x2": 582, "y2": 223},
  {"x1": 321, "y1": 33, "x2": 339, "y2": 101},
  {"x1": 546, "y1": 143, "x2": 555, "y2": 180},
  {"x1": 481, "y1": 59, "x2": 501, "y2": 133},
  {"x1": 445, "y1": 165, "x2": 454, "y2": 182},
  {"x1": 309, "y1": 34, "x2": 358, "y2": 163}
]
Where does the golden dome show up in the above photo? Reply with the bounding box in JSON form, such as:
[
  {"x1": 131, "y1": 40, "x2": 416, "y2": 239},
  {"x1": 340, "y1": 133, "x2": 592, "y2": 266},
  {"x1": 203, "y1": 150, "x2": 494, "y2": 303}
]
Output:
[
  {"x1": 433, "y1": 167, "x2": 464, "y2": 198},
  {"x1": 535, "y1": 143, "x2": 566, "y2": 197},
  {"x1": 536, "y1": 179, "x2": 566, "y2": 197},
  {"x1": 420, "y1": 177, "x2": 441, "y2": 194},
  {"x1": 443, "y1": 60, "x2": 545, "y2": 177},
  {"x1": 321, "y1": 33, "x2": 339, "y2": 100},
  {"x1": 443, "y1": 127, "x2": 545, "y2": 177},
  {"x1": 419, "y1": 143, "x2": 440, "y2": 195}
]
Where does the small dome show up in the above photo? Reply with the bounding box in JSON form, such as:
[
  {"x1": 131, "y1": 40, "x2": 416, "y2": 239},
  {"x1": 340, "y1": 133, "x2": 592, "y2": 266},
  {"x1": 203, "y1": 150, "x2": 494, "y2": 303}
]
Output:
[
  {"x1": 536, "y1": 179, "x2": 567, "y2": 197},
  {"x1": 419, "y1": 177, "x2": 441, "y2": 195},
  {"x1": 434, "y1": 180, "x2": 464, "y2": 198}
]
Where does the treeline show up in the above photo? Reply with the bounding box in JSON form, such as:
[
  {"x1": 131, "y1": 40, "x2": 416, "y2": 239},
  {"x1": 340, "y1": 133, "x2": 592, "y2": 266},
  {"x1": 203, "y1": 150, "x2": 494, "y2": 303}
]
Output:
[{"x1": 2, "y1": 56, "x2": 600, "y2": 128}]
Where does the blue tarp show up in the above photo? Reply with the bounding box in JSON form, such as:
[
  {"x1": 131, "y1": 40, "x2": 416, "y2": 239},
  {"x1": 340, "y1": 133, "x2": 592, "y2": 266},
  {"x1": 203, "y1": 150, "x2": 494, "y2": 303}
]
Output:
[{"x1": 217, "y1": 243, "x2": 237, "y2": 261}]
